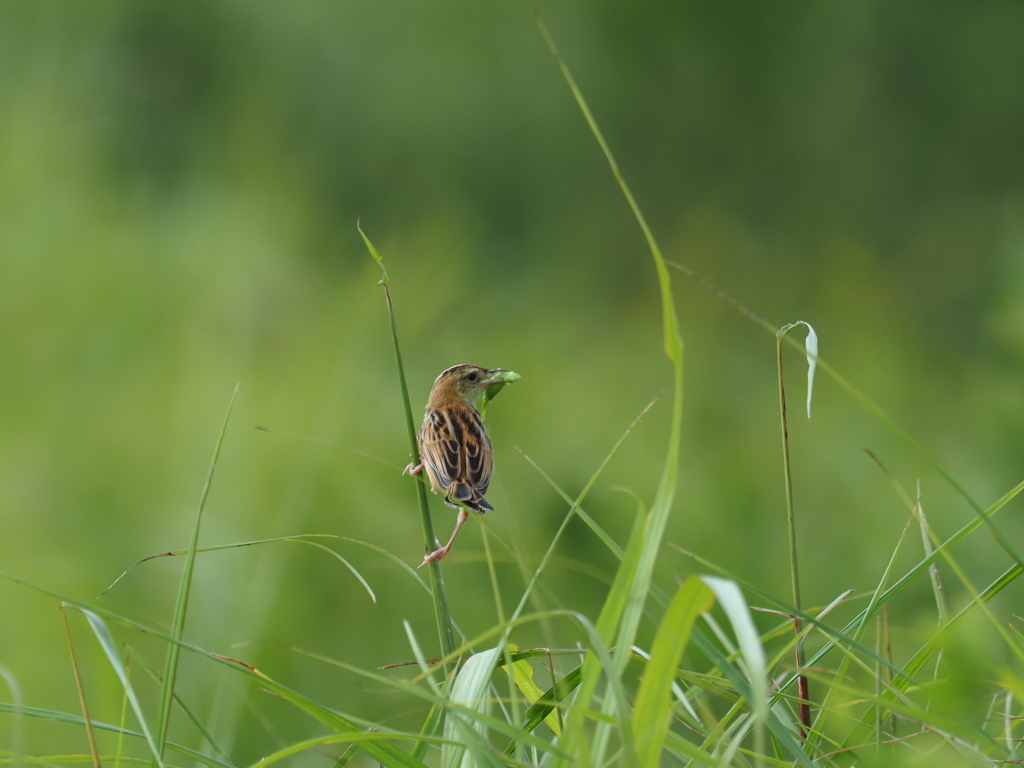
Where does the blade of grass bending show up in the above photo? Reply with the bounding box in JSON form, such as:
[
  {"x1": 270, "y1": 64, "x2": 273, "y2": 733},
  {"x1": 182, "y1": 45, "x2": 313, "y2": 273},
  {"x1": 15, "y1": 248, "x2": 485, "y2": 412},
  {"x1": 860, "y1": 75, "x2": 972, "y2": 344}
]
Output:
[
  {"x1": 632, "y1": 577, "x2": 714, "y2": 768},
  {"x1": 536, "y1": 18, "x2": 685, "y2": 767},
  {"x1": 701, "y1": 578, "x2": 768, "y2": 722},
  {"x1": 154, "y1": 383, "x2": 237, "y2": 761},
  {"x1": 703, "y1": 577, "x2": 771, "y2": 762},
  {"x1": 104, "y1": 534, "x2": 376, "y2": 603},
  {"x1": 358, "y1": 222, "x2": 457, "y2": 666},
  {"x1": 76, "y1": 607, "x2": 162, "y2": 765}
]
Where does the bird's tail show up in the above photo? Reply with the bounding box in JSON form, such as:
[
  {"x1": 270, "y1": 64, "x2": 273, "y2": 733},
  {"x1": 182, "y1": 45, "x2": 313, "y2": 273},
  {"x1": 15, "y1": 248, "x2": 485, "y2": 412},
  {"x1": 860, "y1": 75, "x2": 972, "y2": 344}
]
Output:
[{"x1": 449, "y1": 482, "x2": 494, "y2": 513}]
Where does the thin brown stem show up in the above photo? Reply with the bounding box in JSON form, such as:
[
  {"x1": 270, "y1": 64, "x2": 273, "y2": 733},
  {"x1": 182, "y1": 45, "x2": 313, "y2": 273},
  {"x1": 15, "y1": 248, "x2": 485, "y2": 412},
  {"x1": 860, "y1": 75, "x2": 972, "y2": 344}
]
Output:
[{"x1": 61, "y1": 604, "x2": 101, "y2": 768}]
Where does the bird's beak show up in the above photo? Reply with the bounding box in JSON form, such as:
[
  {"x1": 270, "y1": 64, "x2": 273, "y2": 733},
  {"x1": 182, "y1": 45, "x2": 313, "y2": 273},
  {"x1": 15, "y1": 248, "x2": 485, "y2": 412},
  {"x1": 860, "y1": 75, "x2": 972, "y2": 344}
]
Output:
[{"x1": 482, "y1": 369, "x2": 520, "y2": 386}]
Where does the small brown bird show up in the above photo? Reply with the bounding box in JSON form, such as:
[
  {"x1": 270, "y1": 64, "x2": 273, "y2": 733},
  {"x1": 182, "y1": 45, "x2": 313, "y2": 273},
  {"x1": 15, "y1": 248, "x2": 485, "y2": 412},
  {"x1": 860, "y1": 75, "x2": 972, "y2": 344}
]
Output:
[{"x1": 405, "y1": 364, "x2": 518, "y2": 566}]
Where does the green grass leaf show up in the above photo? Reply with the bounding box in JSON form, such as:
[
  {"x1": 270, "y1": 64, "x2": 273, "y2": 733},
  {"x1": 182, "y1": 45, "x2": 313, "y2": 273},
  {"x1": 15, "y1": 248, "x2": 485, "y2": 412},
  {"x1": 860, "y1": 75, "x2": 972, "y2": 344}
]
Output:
[
  {"x1": 442, "y1": 647, "x2": 506, "y2": 768},
  {"x1": 77, "y1": 608, "x2": 163, "y2": 766},
  {"x1": 631, "y1": 576, "x2": 714, "y2": 768}
]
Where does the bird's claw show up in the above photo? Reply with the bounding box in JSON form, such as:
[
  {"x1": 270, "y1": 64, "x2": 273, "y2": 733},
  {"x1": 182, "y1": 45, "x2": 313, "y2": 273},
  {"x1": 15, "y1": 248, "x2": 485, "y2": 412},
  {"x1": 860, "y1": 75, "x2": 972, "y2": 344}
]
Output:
[
  {"x1": 404, "y1": 462, "x2": 424, "y2": 477},
  {"x1": 418, "y1": 538, "x2": 447, "y2": 568}
]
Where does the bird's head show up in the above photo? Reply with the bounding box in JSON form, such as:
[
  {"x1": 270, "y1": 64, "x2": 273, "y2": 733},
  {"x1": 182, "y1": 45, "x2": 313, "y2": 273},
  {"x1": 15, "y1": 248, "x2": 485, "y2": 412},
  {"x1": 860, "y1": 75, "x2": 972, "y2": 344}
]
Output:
[{"x1": 429, "y1": 364, "x2": 520, "y2": 407}]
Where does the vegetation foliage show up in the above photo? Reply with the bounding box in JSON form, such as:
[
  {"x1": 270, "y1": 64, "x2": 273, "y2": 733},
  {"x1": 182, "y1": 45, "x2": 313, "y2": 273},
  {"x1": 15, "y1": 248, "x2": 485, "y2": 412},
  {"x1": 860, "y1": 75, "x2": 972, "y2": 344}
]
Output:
[{"x1": 2, "y1": 2, "x2": 1024, "y2": 766}]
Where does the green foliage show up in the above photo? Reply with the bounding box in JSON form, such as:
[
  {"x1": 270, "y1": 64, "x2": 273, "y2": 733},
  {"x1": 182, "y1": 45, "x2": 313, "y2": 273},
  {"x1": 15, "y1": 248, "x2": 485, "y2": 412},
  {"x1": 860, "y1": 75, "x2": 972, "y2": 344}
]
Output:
[{"x1": 3, "y1": 3, "x2": 1024, "y2": 767}]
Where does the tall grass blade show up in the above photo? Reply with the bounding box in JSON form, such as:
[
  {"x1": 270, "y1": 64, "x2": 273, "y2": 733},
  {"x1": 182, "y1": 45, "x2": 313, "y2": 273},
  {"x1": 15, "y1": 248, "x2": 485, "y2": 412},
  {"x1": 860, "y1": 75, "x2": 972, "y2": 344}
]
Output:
[
  {"x1": 154, "y1": 383, "x2": 237, "y2": 760},
  {"x1": 358, "y1": 222, "x2": 457, "y2": 664},
  {"x1": 536, "y1": 17, "x2": 686, "y2": 766}
]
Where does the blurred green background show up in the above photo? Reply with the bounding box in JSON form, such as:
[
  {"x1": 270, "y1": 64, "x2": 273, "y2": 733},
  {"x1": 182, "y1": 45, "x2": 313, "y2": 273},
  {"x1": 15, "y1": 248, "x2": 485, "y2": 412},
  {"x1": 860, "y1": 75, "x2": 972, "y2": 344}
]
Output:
[{"x1": 2, "y1": 0, "x2": 1024, "y2": 759}]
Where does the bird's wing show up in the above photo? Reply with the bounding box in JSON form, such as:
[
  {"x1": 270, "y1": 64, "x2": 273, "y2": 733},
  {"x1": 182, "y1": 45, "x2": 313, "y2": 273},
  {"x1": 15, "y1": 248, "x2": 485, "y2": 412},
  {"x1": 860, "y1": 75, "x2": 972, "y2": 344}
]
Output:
[
  {"x1": 460, "y1": 409, "x2": 495, "y2": 499},
  {"x1": 419, "y1": 408, "x2": 462, "y2": 493},
  {"x1": 460, "y1": 408, "x2": 493, "y2": 498},
  {"x1": 419, "y1": 406, "x2": 493, "y2": 499}
]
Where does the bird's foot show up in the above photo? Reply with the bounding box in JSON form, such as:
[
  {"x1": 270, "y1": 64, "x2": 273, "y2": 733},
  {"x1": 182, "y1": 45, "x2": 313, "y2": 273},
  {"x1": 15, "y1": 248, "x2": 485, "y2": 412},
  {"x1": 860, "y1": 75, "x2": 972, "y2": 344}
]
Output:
[
  {"x1": 418, "y1": 539, "x2": 450, "y2": 568},
  {"x1": 404, "y1": 462, "x2": 424, "y2": 476}
]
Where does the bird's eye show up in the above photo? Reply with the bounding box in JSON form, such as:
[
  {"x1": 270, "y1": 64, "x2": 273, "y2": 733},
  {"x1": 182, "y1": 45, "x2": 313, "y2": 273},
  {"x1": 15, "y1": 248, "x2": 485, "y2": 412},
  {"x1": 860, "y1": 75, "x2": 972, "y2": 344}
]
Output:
[{"x1": 466, "y1": 371, "x2": 479, "y2": 382}]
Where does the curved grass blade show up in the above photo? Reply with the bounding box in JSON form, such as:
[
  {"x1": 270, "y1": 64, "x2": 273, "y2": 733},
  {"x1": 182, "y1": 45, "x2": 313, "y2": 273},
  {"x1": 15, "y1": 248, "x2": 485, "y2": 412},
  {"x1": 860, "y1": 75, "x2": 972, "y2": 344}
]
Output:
[
  {"x1": 777, "y1": 321, "x2": 817, "y2": 421},
  {"x1": 103, "y1": 534, "x2": 377, "y2": 603},
  {"x1": 536, "y1": 15, "x2": 686, "y2": 766},
  {"x1": 76, "y1": 608, "x2": 163, "y2": 766},
  {"x1": 701, "y1": 578, "x2": 768, "y2": 720}
]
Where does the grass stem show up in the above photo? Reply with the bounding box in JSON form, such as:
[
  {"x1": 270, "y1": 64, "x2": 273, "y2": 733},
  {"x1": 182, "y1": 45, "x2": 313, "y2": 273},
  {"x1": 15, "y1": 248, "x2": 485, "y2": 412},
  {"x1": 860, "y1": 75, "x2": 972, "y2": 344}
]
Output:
[
  {"x1": 776, "y1": 335, "x2": 809, "y2": 739},
  {"x1": 358, "y1": 223, "x2": 457, "y2": 669}
]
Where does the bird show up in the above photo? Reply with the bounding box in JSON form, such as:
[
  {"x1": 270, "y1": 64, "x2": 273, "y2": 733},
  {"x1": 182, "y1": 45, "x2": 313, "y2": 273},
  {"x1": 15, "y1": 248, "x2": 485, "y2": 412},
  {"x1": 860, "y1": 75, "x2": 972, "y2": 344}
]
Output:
[{"x1": 405, "y1": 364, "x2": 516, "y2": 566}]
